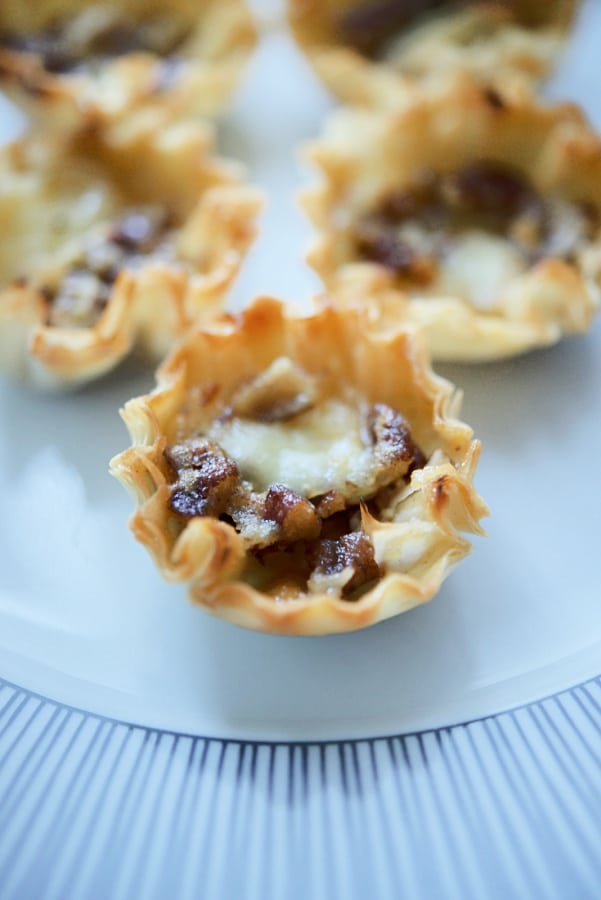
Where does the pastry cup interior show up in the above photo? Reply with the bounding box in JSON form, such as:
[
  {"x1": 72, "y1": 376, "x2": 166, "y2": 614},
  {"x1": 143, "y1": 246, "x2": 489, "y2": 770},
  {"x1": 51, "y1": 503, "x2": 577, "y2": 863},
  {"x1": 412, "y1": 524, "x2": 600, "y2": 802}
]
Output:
[
  {"x1": 110, "y1": 296, "x2": 488, "y2": 636},
  {"x1": 0, "y1": 117, "x2": 262, "y2": 388},
  {"x1": 0, "y1": 0, "x2": 257, "y2": 127},
  {"x1": 303, "y1": 79, "x2": 601, "y2": 361},
  {"x1": 288, "y1": 0, "x2": 580, "y2": 106}
]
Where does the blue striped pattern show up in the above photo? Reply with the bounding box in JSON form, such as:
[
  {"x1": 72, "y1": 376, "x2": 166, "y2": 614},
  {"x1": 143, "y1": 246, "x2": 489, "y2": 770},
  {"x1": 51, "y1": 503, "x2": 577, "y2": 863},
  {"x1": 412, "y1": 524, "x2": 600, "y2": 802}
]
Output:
[{"x1": 0, "y1": 678, "x2": 600, "y2": 900}]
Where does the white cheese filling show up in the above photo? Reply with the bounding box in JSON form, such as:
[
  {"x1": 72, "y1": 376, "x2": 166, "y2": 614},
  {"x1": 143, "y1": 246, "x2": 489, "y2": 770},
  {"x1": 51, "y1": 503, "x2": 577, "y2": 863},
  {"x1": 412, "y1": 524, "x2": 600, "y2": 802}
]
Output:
[
  {"x1": 0, "y1": 166, "x2": 123, "y2": 284},
  {"x1": 208, "y1": 398, "x2": 375, "y2": 499},
  {"x1": 435, "y1": 231, "x2": 525, "y2": 311}
]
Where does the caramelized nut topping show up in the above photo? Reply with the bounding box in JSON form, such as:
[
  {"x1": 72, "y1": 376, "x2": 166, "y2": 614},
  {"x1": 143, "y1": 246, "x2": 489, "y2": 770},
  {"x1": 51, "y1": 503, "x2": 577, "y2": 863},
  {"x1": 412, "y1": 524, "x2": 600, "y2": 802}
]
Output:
[
  {"x1": 44, "y1": 206, "x2": 170, "y2": 329},
  {"x1": 0, "y1": 27, "x2": 77, "y2": 74},
  {"x1": 166, "y1": 438, "x2": 324, "y2": 545},
  {"x1": 310, "y1": 532, "x2": 381, "y2": 596},
  {"x1": 167, "y1": 439, "x2": 240, "y2": 519},
  {"x1": 166, "y1": 438, "x2": 222, "y2": 472},
  {"x1": 0, "y1": 9, "x2": 188, "y2": 75},
  {"x1": 444, "y1": 161, "x2": 540, "y2": 225},
  {"x1": 166, "y1": 390, "x2": 427, "y2": 596},
  {"x1": 311, "y1": 490, "x2": 348, "y2": 518},
  {"x1": 336, "y1": 1, "x2": 545, "y2": 59},
  {"x1": 378, "y1": 169, "x2": 445, "y2": 226},
  {"x1": 483, "y1": 86, "x2": 506, "y2": 110},
  {"x1": 355, "y1": 161, "x2": 599, "y2": 284},
  {"x1": 264, "y1": 484, "x2": 321, "y2": 540},
  {"x1": 337, "y1": 0, "x2": 448, "y2": 57},
  {"x1": 368, "y1": 403, "x2": 427, "y2": 483},
  {"x1": 355, "y1": 227, "x2": 437, "y2": 282},
  {"x1": 231, "y1": 358, "x2": 318, "y2": 423}
]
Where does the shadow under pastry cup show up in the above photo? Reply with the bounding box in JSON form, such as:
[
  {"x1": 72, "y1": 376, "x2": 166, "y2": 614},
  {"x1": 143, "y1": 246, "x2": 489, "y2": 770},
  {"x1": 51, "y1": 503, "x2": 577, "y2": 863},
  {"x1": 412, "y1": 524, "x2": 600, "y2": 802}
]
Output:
[
  {"x1": 110, "y1": 296, "x2": 488, "y2": 636},
  {"x1": 288, "y1": 0, "x2": 580, "y2": 108},
  {"x1": 0, "y1": 116, "x2": 262, "y2": 389},
  {"x1": 0, "y1": 0, "x2": 257, "y2": 129},
  {"x1": 302, "y1": 79, "x2": 601, "y2": 362}
]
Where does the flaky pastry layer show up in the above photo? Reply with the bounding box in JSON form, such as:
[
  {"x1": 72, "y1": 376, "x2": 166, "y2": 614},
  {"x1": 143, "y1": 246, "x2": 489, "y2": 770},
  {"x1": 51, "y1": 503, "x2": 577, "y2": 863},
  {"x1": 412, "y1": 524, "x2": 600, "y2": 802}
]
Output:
[
  {"x1": 110, "y1": 296, "x2": 487, "y2": 635},
  {"x1": 303, "y1": 80, "x2": 601, "y2": 361},
  {"x1": 0, "y1": 117, "x2": 261, "y2": 388}
]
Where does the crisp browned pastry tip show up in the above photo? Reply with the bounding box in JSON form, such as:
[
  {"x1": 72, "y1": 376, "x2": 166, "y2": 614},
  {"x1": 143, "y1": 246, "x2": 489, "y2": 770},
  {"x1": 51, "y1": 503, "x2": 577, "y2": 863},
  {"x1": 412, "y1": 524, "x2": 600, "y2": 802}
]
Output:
[
  {"x1": 0, "y1": 116, "x2": 262, "y2": 389},
  {"x1": 303, "y1": 79, "x2": 601, "y2": 361},
  {"x1": 0, "y1": 0, "x2": 257, "y2": 128},
  {"x1": 288, "y1": 0, "x2": 580, "y2": 106},
  {"x1": 110, "y1": 296, "x2": 488, "y2": 635}
]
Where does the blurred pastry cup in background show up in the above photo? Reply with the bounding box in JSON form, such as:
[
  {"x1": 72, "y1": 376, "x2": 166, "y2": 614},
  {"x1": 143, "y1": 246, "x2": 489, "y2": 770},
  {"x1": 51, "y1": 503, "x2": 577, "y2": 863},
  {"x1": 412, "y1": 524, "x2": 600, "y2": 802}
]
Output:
[
  {"x1": 302, "y1": 79, "x2": 601, "y2": 361},
  {"x1": 288, "y1": 0, "x2": 581, "y2": 108},
  {"x1": 110, "y1": 296, "x2": 488, "y2": 636},
  {"x1": 0, "y1": 0, "x2": 257, "y2": 129},
  {"x1": 0, "y1": 115, "x2": 262, "y2": 389}
]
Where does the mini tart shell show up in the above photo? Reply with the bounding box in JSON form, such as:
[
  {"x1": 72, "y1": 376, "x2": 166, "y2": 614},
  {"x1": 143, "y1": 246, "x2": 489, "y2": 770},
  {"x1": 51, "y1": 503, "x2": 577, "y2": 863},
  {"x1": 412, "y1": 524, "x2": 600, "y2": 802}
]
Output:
[
  {"x1": 110, "y1": 296, "x2": 488, "y2": 636},
  {"x1": 0, "y1": 0, "x2": 257, "y2": 129},
  {"x1": 303, "y1": 81, "x2": 601, "y2": 362},
  {"x1": 287, "y1": 0, "x2": 580, "y2": 107},
  {"x1": 0, "y1": 117, "x2": 262, "y2": 389}
]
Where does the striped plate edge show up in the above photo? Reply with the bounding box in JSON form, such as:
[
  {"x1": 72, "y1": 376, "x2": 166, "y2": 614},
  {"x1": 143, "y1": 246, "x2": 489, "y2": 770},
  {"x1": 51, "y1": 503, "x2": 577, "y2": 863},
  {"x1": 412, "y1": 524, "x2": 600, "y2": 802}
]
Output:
[{"x1": 0, "y1": 676, "x2": 600, "y2": 900}]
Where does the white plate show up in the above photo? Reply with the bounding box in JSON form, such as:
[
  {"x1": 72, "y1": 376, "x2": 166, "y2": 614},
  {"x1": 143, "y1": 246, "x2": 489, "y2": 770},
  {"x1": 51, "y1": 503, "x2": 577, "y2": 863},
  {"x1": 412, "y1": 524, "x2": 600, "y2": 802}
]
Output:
[
  {"x1": 1, "y1": 2, "x2": 601, "y2": 743},
  {"x1": 0, "y1": 4, "x2": 601, "y2": 897}
]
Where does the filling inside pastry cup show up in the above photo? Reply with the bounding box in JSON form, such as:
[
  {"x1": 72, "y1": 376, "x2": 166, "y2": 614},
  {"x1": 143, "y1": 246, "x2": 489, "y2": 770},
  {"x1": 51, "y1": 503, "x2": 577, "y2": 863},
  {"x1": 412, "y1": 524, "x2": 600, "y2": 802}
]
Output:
[
  {"x1": 288, "y1": 0, "x2": 579, "y2": 105},
  {"x1": 0, "y1": 0, "x2": 257, "y2": 127},
  {"x1": 303, "y1": 81, "x2": 601, "y2": 361},
  {"x1": 110, "y1": 296, "x2": 488, "y2": 636},
  {"x1": 0, "y1": 117, "x2": 261, "y2": 388}
]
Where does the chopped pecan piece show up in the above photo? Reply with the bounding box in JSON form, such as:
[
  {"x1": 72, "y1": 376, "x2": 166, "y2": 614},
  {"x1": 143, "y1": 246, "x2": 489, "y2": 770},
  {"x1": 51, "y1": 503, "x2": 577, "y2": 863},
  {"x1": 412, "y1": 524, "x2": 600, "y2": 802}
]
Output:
[
  {"x1": 264, "y1": 484, "x2": 321, "y2": 541},
  {"x1": 355, "y1": 227, "x2": 436, "y2": 283},
  {"x1": 378, "y1": 169, "x2": 447, "y2": 228},
  {"x1": 0, "y1": 10, "x2": 187, "y2": 73},
  {"x1": 336, "y1": 0, "x2": 447, "y2": 57},
  {"x1": 166, "y1": 438, "x2": 219, "y2": 471},
  {"x1": 231, "y1": 358, "x2": 317, "y2": 423},
  {"x1": 336, "y1": 0, "x2": 542, "y2": 58},
  {"x1": 0, "y1": 27, "x2": 78, "y2": 73},
  {"x1": 311, "y1": 490, "x2": 347, "y2": 519},
  {"x1": 166, "y1": 439, "x2": 240, "y2": 519},
  {"x1": 483, "y1": 86, "x2": 506, "y2": 110},
  {"x1": 43, "y1": 205, "x2": 169, "y2": 329},
  {"x1": 367, "y1": 403, "x2": 426, "y2": 484},
  {"x1": 444, "y1": 161, "x2": 541, "y2": 227},
  {"x1": 310, "y1": 532, "x2": 381, "y2": 596}
]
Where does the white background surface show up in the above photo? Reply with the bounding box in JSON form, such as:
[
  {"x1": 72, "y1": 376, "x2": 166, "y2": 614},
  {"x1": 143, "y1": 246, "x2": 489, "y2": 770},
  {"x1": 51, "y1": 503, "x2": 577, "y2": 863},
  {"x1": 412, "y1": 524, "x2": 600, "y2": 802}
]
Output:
[{"x1": 0, "y1": 1, "x2": 600, "y2": 740}]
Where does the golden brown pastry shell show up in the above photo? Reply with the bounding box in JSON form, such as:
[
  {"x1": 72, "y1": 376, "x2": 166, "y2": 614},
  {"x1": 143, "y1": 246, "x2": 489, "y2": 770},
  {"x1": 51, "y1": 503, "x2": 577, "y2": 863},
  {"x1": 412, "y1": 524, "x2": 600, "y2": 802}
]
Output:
[
  {"x1": 0, "y1": 0, "x2": 257, "y2": 128},
  {"x1": 110, "y1": 296, "x2": 488, "y2": 635},
  {"x1": 0, "y1": 117, "x2": 262, "y2": 389},
  {"x1": 303, "y1": 80, "x2": 601, "y2": 361}
]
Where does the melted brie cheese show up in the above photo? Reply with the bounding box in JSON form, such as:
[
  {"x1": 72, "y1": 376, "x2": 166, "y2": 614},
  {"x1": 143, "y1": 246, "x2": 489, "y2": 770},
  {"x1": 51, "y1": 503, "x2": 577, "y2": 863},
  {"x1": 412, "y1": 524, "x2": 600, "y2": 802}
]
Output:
[
  {"x1": 435, "y1": 231, "x2": 524, "y2": 310},
  {"x1": 0, "y1": 166, "x2": 122, "y2": 283},
  {"x1": 208, "y1": 397, "x2": 375, "y2": 499}
]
